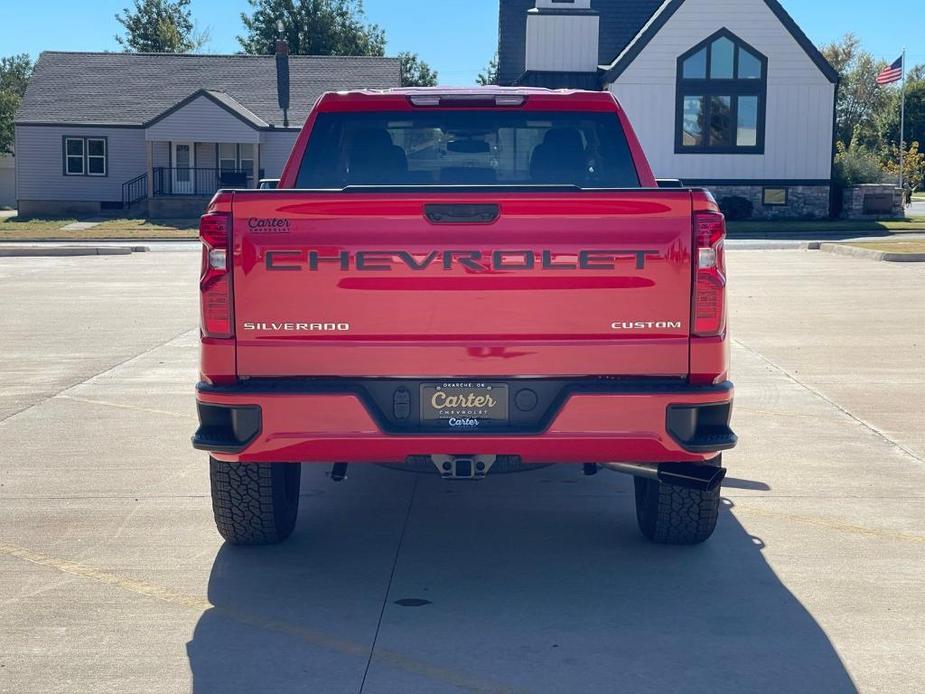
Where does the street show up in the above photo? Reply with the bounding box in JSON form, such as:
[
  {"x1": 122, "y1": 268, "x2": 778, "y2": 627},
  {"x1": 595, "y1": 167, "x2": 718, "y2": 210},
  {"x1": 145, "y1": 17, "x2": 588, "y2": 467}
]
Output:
[{"x1": 1, "y1": 248, "x2": 923, "y2": 693}]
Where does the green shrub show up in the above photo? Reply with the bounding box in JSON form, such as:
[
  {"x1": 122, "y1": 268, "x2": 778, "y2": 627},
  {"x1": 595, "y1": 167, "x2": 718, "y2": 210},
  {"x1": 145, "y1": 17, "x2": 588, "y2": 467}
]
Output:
[{"x1": 833, "y1": 139, "x2": 886, "y2": 186}]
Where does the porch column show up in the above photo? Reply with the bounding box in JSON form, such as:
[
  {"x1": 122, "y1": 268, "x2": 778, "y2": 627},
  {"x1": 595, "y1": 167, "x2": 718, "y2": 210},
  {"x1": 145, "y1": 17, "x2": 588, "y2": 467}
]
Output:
[
  {"x1": 252, "y1": 143, "x2": 260, "y2": 188},
  {"x1": 145, "y1": 141, "x2": 154, "y2": 199}
]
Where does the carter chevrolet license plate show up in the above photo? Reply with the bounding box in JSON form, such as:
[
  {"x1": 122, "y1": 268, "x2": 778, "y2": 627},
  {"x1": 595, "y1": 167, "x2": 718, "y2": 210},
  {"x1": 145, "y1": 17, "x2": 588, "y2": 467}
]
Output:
[{"x1": 420, "y1": 382, "x2": 509, "y2": 422}]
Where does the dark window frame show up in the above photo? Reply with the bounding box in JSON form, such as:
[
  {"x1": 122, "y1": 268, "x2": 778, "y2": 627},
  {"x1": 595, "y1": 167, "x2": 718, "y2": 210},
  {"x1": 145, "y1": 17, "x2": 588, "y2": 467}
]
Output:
[
  {"x1": 762, "y1": 187, "x2": 789, "y2": 206},
  {"x1": 674, "y1": 28, "x2": 768, "y2": 155},
  {"x1": 62, "y1": 135, "x2": 109, "y2": 177}
]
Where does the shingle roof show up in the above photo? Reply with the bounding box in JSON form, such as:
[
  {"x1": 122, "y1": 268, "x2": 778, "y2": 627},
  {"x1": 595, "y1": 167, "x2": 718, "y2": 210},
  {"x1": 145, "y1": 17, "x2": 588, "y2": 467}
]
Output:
[
  {"x1": 15, "y1": 51, "x2": 401, "y2": 127},
  {"x1": 497, "y1": 0, "x2": 663, "y2": 86}
]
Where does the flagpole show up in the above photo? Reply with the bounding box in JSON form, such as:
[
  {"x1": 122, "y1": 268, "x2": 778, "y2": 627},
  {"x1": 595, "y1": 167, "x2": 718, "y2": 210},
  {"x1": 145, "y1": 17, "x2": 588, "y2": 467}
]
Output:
[{"x1": 899, "y1": 47, "x2": 906, "y2": 201}]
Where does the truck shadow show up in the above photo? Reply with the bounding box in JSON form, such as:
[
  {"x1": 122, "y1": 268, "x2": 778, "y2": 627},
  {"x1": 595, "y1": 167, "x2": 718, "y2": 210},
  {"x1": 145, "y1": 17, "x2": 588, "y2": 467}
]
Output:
[{"x1": 187, "y1": 464, "x2": 856, "y2": 693}]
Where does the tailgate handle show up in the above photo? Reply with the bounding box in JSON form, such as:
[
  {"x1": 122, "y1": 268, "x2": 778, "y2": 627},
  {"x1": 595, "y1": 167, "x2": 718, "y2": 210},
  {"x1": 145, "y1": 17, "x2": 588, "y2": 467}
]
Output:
[{"x1": 424, "y1": 204, "x2": 499, "y2": 224}]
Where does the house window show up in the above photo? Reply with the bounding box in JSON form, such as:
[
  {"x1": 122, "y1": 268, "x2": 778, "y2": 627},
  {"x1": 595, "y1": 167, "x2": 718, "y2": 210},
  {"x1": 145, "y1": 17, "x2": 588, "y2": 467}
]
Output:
[
  {"x1": 239, "y1": 143, "x2": 255, "y2": 173},
  {"x1": 87, "y1": 138, "x2": 106, "y2": 176},
  {"x1": 218, "y1": 143, "x2": 238, "y2": 172},
  {"x1": 675, "y1": 29, "x2": 767, "y2": 154},
  {"x1": 763, "y1": 187, "x2": 788, "y2": 206},
  {"x1": 63, "y1": 136, "x2": 107, "y2": 176},
  {"x1": 218, "y1": 143, "x2": 256, "y2": 173},
  {"x1": 64, "y1": 138, "x2": 84, "y2": 175}
]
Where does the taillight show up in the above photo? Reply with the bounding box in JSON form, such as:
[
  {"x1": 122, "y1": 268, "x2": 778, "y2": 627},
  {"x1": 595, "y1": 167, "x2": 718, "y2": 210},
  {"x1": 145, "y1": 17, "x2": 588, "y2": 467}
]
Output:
[
  {"x1": 199, "y1": 212, "x2": 233, "y2": 338},
  {"x1": 692, "y1": 211, "x2": 727, "y2": 337}
]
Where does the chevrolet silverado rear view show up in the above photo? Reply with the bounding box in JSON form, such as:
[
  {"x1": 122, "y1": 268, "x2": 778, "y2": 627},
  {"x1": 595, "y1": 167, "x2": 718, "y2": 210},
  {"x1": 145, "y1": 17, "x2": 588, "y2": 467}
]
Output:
[{"x1": 193, "y1": 88, "x2": 737, "y2": 546}]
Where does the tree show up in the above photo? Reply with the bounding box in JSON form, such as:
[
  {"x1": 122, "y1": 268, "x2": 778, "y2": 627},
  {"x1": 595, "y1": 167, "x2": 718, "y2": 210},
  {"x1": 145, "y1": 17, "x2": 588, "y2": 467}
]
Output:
[
  {"x1": 879, "y1": 80, "x2": 925, "y2": 152},
  {"x1": 883, "y1": 141, "x2": 925, "y2": 200},
  {"x1": 821, "y1": 33, "x2": 890, "y2": 149},
  {"x1": 907, "y1": 63, "x2": 925, "y2": 84},
  {"x1": 0, "y1": 53, "x2": 34, "y2": 154},
  {"x1": 399, "y1": 52, "x2": 437, "y2": 87},
  {"x1": 239, "y1": 0, "x2": 385, "y2": 56},
  {"x1": 116, "y1": 0, "x2": 209, "y2": 53},
  {"x1": 477, "y1": 53, "x2": 499, "y2": 86}
]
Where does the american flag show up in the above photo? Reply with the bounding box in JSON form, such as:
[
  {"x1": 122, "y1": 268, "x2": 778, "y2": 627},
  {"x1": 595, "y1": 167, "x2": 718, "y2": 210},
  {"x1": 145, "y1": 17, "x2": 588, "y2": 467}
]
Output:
[{"x1": 877, "y1": 56, "x2": 904, "y2": 85}]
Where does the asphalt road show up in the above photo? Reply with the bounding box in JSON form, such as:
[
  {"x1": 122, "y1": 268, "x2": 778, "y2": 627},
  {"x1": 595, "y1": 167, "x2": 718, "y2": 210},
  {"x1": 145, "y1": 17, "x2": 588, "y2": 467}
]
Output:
[{"x1": 1, "y1": 248, "x2": 923, "y2": 693}]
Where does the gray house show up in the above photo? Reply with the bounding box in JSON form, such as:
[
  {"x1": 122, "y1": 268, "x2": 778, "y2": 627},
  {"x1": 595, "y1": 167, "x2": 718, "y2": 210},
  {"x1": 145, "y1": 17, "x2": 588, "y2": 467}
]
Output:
[
  {"x1": 14, "y1": 50, "x2": 399, "y2": 217},
  {"x1": 498, "y1": 0, "x2": 838, "y2": 218}
]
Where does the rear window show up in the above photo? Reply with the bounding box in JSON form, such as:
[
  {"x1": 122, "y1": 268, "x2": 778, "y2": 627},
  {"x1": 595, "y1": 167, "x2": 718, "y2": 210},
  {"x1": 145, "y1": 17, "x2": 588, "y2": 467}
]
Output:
[{"x1": 295, "y1": 111, "x2": 640, "y2": 189}]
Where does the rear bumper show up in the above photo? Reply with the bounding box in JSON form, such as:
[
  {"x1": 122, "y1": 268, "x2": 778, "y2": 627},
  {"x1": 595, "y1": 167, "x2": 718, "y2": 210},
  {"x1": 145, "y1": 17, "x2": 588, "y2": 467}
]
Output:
[{"x1": 194, "y1": 378, "x2": 736, "y2": 464}]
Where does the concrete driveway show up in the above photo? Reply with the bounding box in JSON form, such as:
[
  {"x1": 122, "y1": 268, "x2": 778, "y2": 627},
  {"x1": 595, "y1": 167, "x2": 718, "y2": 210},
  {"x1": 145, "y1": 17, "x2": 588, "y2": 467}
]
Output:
[{"x1": 0, "y1": 249, "x2": 923, "y2": 693}]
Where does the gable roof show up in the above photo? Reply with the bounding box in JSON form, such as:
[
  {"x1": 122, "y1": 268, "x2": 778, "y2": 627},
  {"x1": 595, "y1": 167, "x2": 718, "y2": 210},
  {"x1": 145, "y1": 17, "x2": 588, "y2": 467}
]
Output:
[
  {"x1": 600, "y1": 0, "x2": 838, "y2": 84},
  {"x1": 15, "y1": 51, "x2": 400, "y2": 128},
  {"x1": 498, "y1": 0, "x2": 665, "y2": 86},
  {"x1": 498, "y1": 0, "x2": 837, "y2": 88},
  {"x1": 146, "y1": 89, "x2": 269, "y2": 129}
]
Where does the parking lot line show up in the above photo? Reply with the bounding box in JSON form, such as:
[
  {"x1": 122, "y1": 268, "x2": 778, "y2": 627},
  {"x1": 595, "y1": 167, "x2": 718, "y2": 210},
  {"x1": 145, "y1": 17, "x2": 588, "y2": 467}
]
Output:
[{"x1": 0, "y1": 539, "x2": 521, "y2": 693}]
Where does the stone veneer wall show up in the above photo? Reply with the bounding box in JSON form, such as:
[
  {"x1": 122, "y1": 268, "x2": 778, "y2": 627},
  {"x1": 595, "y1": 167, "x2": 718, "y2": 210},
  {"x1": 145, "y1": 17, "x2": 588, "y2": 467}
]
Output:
[
  {"x1": 702, "y1": 185, "x2": 831, "y2": 220},
  {"x1": 840, "y1": 184, "x2": 904, "y2": 219}
]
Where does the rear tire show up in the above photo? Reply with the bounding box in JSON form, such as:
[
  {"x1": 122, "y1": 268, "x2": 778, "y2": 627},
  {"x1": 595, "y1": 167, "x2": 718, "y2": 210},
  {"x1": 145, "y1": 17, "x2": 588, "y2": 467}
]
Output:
[
  {"x1": 633, "y1": 457, "x2": 722, "y2": 545},
  {"x1": 209, "y1": 458, "x2": 301, "y2": 545}
]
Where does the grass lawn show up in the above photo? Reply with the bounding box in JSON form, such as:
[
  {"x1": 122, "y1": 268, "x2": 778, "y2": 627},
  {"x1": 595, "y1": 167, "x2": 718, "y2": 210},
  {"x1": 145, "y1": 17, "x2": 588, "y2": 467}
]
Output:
[
  {"x1": 846, "y1": 240, "x2": 925, "y2": 254},
  {"x1": 0, "y1": 216, "x2": 198, "y2": 240},
  {"x1": 728, "y1": 216, "x2": 925, "y2": 234}
]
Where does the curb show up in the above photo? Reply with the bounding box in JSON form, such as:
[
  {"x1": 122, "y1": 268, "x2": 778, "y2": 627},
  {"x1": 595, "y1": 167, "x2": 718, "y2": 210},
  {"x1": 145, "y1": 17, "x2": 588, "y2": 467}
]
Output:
[
  {"x1": 816, "y1": 243, "x2": 925, "y2": 263},
  {"x1": 0, "y1": 246, "x2": 149, "y2": 257}
]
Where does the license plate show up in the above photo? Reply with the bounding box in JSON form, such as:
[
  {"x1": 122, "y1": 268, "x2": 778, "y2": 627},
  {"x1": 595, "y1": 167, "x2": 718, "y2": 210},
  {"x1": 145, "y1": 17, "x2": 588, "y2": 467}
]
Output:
[{"x1": 420, "y1": 382, "x2": 509, "y2": 423}]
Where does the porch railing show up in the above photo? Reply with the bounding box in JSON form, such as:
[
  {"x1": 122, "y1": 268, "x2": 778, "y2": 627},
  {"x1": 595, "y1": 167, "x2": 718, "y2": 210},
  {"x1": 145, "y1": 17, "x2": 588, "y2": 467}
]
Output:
[
  {"x1": 152, "y1": 167, "x2": 259, "y2": 197},
  {"x1": 121, "y1": 173, "x2": 148, "y2": 208}
]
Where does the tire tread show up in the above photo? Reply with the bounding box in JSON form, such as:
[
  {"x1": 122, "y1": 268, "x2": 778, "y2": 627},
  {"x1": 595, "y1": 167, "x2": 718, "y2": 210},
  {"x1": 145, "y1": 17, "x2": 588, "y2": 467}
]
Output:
[{"x1": 210, "y1": 458, "x2": 299, "y2": 545}]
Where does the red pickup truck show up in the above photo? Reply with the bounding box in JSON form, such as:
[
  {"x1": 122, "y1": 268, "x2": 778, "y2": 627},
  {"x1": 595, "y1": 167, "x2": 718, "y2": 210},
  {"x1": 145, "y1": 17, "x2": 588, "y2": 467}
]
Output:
[{"x1": 193, "y1": 88, "x2": 736, "y2": 547}]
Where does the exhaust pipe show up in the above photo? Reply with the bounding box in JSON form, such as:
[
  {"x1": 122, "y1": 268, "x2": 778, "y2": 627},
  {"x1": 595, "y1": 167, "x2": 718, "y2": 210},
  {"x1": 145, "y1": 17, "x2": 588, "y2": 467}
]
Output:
[{"x1": 602, "y1": 462, "x2": 726, "y2": 492}]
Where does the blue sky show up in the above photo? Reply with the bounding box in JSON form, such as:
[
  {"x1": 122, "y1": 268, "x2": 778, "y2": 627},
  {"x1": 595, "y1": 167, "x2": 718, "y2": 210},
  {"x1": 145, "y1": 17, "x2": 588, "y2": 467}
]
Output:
[{"x1": 2, "y1": 0, "x2": 923, "y2": 84}]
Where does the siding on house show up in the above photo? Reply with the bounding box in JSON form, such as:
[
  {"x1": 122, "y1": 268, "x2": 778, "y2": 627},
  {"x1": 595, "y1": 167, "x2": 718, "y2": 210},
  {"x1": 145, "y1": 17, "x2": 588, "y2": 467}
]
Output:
[
  {"x1": 145, "y1": 95, "x2": 262, "y2": 144},
  {"x1": 15, "y1": 125, "x2": 147, "y2": 203},
  {"x1": 525, "y1": 13, "x2": 600, "y2": 72},
  {"x1": 261, "y1": 131, "x2": 300, "y2": 179},
  {"x1": 195, "y1": 142, "x2": 216, "y2": 169},
  {"x1": 0, "y1": 154, "x2": 15, "y2": 207},
  {"x1": 153, "y1": 141, "x2": 170, "y2": 168},
  {"x1": 607, "y1": 0, "x2": 835, "y2": 181}
]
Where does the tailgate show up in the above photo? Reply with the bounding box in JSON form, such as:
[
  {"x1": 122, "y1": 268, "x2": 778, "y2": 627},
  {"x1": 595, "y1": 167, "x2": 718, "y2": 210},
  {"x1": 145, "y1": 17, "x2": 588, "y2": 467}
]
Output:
[{"x1": 231, "y1": 191, "x2": 693, "y2": 377}]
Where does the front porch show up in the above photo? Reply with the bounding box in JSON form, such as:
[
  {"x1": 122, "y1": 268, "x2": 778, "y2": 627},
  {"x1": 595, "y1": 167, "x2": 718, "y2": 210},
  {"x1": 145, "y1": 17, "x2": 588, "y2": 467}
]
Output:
[
  {"x1": 122, "y1": 142, "x2": 265, "y2": 216},
  {"x1": 121, "y1": 89, "x2": 269, "y2": 216}
]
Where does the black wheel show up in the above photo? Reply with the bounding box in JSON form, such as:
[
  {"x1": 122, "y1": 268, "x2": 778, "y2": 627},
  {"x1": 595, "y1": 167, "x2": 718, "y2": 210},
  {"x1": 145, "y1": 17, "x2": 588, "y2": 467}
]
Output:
[
  {"x1": 633, "y1": 457, "x2": 722, "y2": 545},
  {"x1": 209, "y1": 458, "x2": 301, "y2": 545}
]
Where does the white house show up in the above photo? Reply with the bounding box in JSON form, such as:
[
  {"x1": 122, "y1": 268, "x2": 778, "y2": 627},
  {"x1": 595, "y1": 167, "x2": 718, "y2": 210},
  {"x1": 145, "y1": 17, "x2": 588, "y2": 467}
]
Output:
[
  {"x1": 14, "y1": 48, "x2": 399, "y2": 217},
  {"x1": 498, "y1": 0, "x2": 838, "y2": 217}
]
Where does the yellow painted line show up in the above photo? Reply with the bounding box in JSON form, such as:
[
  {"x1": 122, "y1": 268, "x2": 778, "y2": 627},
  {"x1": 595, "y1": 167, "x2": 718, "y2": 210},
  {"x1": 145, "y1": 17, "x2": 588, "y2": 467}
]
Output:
[
  {"x1": 733, "y1": 506, "x2": 925, "y2": 544},
  {"x1": 56, "y1": 394, "x2": 196, "y2": 420},
  {"x1": 0, "y1": 541, "x2": 520, "y2": 693}
]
